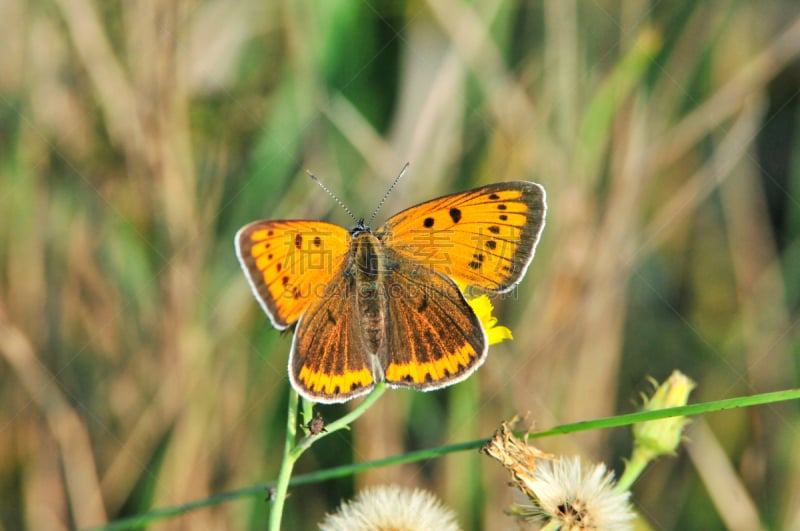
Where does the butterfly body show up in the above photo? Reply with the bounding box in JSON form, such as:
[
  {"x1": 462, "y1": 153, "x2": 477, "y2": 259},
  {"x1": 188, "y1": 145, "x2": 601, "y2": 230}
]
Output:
[
  {"x1": 236, "y1": 181, "x2": 546, "y2": 403},
  {"x1": 351, "y1": 227, "x2": 389, "y2": 356}
]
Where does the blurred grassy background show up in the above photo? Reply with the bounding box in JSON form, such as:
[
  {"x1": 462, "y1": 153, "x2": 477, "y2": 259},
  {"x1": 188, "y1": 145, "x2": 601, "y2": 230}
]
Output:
[{"x1": 1, "y1": 1, "x2": 800, "y2": 529}]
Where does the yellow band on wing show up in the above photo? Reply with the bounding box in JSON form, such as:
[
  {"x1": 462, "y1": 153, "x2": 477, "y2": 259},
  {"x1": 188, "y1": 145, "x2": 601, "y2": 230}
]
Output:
[
  {"x1": 385, "y1": 343, "x2": 476, "y2": 384},
  {"x1": 298, "y1": 366, "x2": 374, "y2": 394}
]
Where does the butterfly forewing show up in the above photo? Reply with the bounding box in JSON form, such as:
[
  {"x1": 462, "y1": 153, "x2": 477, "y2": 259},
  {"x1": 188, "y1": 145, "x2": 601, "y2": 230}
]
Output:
[
  {"x1": 235, "y1": 220, "x2": 351, "y2": 328},
  {"x1": 379, "y1": 181, "x2": 546, "y2": 293}
]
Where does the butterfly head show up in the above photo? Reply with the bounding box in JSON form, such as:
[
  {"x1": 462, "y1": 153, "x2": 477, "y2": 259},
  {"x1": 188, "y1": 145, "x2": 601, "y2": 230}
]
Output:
[{"x1": 350, "y1": 218, "x2": 371, "y2": 236}]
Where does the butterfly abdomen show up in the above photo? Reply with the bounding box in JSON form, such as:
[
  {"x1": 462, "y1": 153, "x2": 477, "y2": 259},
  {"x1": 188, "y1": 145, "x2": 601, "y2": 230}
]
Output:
[{"x1": 353, "y1": 232, "x2": 388, "y2": 355}]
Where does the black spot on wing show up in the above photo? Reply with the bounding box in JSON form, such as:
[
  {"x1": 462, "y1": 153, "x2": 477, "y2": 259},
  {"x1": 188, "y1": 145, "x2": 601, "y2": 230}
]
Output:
[
  {"x1": 417, "y1": 294, "x2": 429, "y2": 313},
  {"x1": 449, "y1": 207, "x2": 462, "y2": 223}
]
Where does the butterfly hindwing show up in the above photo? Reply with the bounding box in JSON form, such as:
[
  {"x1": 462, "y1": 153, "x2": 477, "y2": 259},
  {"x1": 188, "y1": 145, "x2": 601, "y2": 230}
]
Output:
[
  {"x1": 290, "y1": 273, "x2": 377, "y2": 402},
  {"x1": 235, "y1": 220, "x2": 351, "y2": 328},
  {"x1": 379, "y1": 181, "x2": 546, "y2": 293},
  {"x1": 382, "y1": 255, "x2": 488, "y2": 389}
]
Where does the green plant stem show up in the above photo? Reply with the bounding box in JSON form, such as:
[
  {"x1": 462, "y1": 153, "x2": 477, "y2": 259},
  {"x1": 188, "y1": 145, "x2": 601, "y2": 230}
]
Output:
[
  {"x1": 267, "y1": 383, "x2": 387, "y2": 530},
  {"x1": 269, "y1": 388, "x2": 299, "y2": 531},
  {"x1": 291, "y1": 382, "x2": 387, "y2": 458},
  {"x1": 301, "y1": 397, "x2": 314, "y2": 430},
  {"x1": 615, "y1": 448, "x2": 650, "y2": 493},
  {"x1": 85, "y1": 387, "x2": 800, "y2": 531}
]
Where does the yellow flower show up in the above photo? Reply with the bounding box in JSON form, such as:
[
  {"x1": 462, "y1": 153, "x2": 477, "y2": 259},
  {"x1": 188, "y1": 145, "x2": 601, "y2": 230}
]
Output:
[
  {"x1": 458, "y1": 283, "x2": 513, "y2": 345},
  {"x1": 616, "y1": 370, "x2": 697, "y2": 493},
  {"x1": 633, "y1": 370, "x2": 696, "y2": 460}
]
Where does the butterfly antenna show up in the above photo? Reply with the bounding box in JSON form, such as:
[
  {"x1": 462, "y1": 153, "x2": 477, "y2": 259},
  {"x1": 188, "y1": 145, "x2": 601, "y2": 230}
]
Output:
[
  {"x1": 367, "y1": 162, "x2": 410, "y2": 225},
  {"x1": 306, "y1": 170, "x2": 358, "y2": 223}
]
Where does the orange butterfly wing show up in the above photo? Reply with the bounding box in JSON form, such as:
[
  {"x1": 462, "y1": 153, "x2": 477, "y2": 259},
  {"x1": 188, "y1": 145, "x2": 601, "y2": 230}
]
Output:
[
  {"x1": 380, "y1": 258, "x2": 487, "y2": 389},
  {"x1": 235, "y1": 220, "x2": 351, "y2": 328},
  {"x1": 289, "y1": 273, "x2": 377, "y2": 402},
  {"x1": 378, "y1": 181, "x2": 546, "y2": 292}
]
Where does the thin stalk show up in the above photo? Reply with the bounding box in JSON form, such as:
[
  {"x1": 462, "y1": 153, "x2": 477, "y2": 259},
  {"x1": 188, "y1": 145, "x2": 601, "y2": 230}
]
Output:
[
  {"x1": 615, "y1": 448, "x2": 649, "y2": 493},
  {"x1": 291, "y1": 382, "x2": 387, "y2": 458},
  {"x1": 268, "y1": 388, "x2": 299, "y2": 530},
  {"x1": 301, "y1": 398, "x2": 314, "y2": 431},
  {"x1": 268, "y1": 383, "x2": 387, "y2": 529},
  {"x1": 85, "y1": 387, "x2": 800, "y2": 531}
]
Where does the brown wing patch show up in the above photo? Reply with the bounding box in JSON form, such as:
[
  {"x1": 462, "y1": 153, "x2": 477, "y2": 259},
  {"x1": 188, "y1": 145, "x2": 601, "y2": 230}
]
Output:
[
  {"x1": 381, "y1": 259, "x2": 487, "y2": 389},
  {"x1": 290, "y1": 274, "x2": 376, "y2": 403}
]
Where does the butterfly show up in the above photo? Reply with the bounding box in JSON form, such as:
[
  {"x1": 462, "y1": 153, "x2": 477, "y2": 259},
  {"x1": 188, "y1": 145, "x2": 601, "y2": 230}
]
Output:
[{"x1": 235, "y1": 179, "x2": 546, "y2": 403}]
